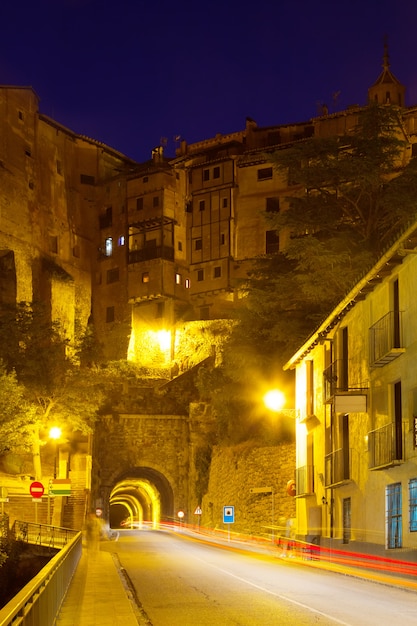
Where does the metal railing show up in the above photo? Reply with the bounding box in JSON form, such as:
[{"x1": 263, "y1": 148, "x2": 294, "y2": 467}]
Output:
[
  {"x1": 12, "y1": 521, "x2": 78, "y2": 550},
  {"x1": 295, "y1": 465, "x2": 314, "y2": 496},
  {"x1": 325, "y1": 448, "x2": 354, "y2": 486},
  {"x1": 369, "y1": 310, "x2": 404, "y2": 367},
  {"x1": 0, "y1": 530, "x2": 82, "y2": 626},
  {"x1": 368, "y1": 421, "x2": 406, "y2": 469}
]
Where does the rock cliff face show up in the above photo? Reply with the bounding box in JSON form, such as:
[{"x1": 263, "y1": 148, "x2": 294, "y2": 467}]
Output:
[{"x1": 201, "y1": 443, "x2": 296, "y2": 538}]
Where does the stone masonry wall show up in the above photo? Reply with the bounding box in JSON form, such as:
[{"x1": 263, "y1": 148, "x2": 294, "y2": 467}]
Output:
[{"x1": 201, "y1": 443, "x2": 296, "y2": 539}]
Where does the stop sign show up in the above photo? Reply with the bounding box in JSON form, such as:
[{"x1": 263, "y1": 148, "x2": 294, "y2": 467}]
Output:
[{"x1": 30, "y1": 481, "x2": 44, "y2": 499}]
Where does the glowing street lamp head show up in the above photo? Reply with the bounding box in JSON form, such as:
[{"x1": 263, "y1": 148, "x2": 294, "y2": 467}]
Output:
[
  {"x1": 49, "y1": 426, "x2": 62, "y2": 440},
  {"x1": 264, "y1": 390, "x2": 285, "y2": 412}
]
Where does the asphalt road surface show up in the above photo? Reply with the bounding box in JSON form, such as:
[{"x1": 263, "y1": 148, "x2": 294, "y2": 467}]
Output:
[{"x1": 104, "y1": 529, "x2": 417, "y2": 626}]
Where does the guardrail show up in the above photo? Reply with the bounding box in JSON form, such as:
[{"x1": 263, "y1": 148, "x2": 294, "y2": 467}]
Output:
[
  {"x1": 0, "y1": 530, "x2": 82, "y2": 626},
  {"x1": 12, "y1": 521, "x2": 78, "y2": 550}
]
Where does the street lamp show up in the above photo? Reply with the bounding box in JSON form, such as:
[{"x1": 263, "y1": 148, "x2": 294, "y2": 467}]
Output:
[
  {"x1": 49, "y1": 426, "x2": 62, "y2": 478},
  {"x1": 263, "y1": 390, "x2": 285, "y2": 412}
]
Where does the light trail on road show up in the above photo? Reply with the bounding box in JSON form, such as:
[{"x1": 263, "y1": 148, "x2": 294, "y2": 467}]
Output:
[{"x1": 105, "y1": 529, "x2": 417, "y2": 625}]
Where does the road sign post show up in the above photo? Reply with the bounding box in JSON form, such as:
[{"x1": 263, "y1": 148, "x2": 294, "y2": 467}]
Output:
[
  {"x1": 30, "y1": 482, "x2": 44, "y2": 524},
  {"x1": 223, "y1": 506, "x2": 235, "y2": 542}
]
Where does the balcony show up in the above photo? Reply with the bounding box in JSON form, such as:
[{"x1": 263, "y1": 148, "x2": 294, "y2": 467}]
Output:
[
  {"x1": 369, "y1": 311, "x2": 405, "y2": 367},
  {"x1": 295, "y1": 465, "x2": 314, "y2": 496},
  {"x1": 368, "y1": 421, "x2": 406, "y2": 470},
  {"x1": 323, "y1": 360, "x2": 367, "y2": 411},
  {"x1": 324, "y1": 448, "x2": 357, "y2": 487},
  {"x1": 128, "y1": 245, "x2": 175, "y2": 264}
]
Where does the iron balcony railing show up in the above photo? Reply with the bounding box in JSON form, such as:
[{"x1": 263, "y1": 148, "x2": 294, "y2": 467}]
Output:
[
  {"x1": 128, "y1": 245, "x2": 174, "y2": 263},
  {"x1": 295, "y1": 465, "x2": 314, "y2": 496},
  {"x1": 323, "y1": 360, "x2": 368, "y2": 404},
  {"x1": 369, "y1": 311, "x2": 405, "y2": 367},
  {"x1": 324, "y1": 448, "x2": 356, "y2": 487},
  {"x1": 368, "y1": 421, "x2": 406, "y2": 469}
]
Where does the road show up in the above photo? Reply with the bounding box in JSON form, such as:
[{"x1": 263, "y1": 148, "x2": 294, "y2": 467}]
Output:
[{"x1": 104, "y1": 529, "x2": 417, "y2": 626}]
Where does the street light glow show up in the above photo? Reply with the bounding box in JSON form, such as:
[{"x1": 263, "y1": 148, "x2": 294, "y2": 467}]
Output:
[
  {"x1": 264, "y1": 390, "x2": 285, "y2": 412},
  {"x1": 49, "y1": 426, "x2": 62, "y2": 440}
]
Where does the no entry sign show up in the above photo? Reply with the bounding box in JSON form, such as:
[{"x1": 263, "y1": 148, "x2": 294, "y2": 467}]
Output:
[{"x1": 30, "y1": 481, "x2": 44, "y2": 499}]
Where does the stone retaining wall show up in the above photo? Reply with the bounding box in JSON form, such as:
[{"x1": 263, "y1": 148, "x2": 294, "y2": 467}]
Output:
[{"x1": 201, "y1": 442, "x2": 296, "y2": 539}]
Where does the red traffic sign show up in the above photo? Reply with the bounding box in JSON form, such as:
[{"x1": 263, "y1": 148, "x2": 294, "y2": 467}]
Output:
[{"x1": 30, "y1": 481, "x2": 44, "y2": 499}]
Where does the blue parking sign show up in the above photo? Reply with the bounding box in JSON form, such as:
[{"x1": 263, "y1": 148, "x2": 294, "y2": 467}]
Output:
[{"x1": 223, "y1": 505, "x2": 235, "y2": 523}]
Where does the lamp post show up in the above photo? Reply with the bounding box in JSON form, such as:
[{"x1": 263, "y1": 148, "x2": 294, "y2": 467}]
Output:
[
  {"x1": 263, "y1": 389, "x2": 298, "y2": 542},
  {"x1": 47, "y1": 426, "x2": 62, "y2": 526},
  {"x1": 49, "y1": 426, "x2": 62, "y2": 478}
]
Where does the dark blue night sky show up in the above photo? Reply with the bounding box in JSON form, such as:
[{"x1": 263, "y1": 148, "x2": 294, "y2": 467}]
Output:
[{"x1": 1, "y1": 0, "x2": 416, "y2": 162}]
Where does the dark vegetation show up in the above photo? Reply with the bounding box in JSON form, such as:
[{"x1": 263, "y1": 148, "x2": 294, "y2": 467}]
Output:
[{"x1": 0, "y1": 539, "x2": 56, "y2": 609}]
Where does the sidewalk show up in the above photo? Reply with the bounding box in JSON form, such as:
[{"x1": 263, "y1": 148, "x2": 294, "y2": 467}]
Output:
[{"x1": 55, "y1": 546, "x2": 140, "y2": 626}]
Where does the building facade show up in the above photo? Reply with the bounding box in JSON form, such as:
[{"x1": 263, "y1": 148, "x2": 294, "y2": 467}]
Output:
[
  {"x1": 2, "y1": 48, "x2": 417, "y2": 372},
  {"x1": 285, "y1": 219, "x2": 417, "y2": 555}
]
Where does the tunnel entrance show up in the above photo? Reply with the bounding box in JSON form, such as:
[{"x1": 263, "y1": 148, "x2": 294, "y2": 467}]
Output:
[{"x1": 109, "y1": 466, "x2": 174, "y2": 529}]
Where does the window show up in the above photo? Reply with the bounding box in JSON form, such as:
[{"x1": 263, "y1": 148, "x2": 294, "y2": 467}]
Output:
[
  {"x1": 99, "y1": 206, "x2": 112, "y2": 229},
  {"x1": 386, "y1": 483, "x2": 402, "y2": 548},
  {"x1": 50, "y1": 235, "x2": 58, "y2": 254},
  {"x1": 199, "y1": 200, "x2": 205, "y2": 211},
  {"x1": 213, "y1": 166, "x2": 220, "y2": 179},
  {"x1": 178, "y1": 241, "x2": 183, "y2": 251},
  {"x1": 175, "y1": 273, "x2": 182, "y2": 285},
  {"x1": 56, "y1": 160, "x2": 62, "y2": 175},
  {"x1": 195, "y1": 239, "x2": 202, "y2": 251},
  {"x1": 197, "y1": 269, "x2": 204, "y2": 281},
  {"x1": 106, "y1": 268, "x2": 119, "y2": 284},
  {"x1": 106, "y1": 306, "x2": 115, "y2": 323},
  {"x1": 257, "y1": 167, "x2": 272, "y2": 181},
  {"x1": 80, "y1": 174, "x2": 95, "y2": 185},
  {"x1": 214, "y1": 266, "x2": 221, "y2": 278},
  {"x1": 136, "y1": 197, "x2": 143, "y2": 210},
  {"x1": 153, "y1": 196, "x2": 159, "y2": 207},
  {"x1": 266, "y1": 230, "x2": 279, "y2": 253},
  {"x1": 203, "y1": 169, "x2": 210, "y2": 181},
  {"x1": 266, "y1": 197, "x2": 280, "y2": 213},
  {"x1": 142, "y1": 272, "x2": 150, "y2": 283},
  {"x1": 222, "y1": 198, "x2": 228, "y2": 208},
  {"x1": 185, "y1": 278, "x2": 190, "y2": 289},
  {"x1": 18, "y1": 110, "x2": 23, "y2": 120},
  {"x1": 118, "y1": 235, "x2": 125, "y2": 246},
  {"x1": 394, "y1": 381, "x2": 403, "y2": 461},
  {"x1": 409, "y1": 479, "x2": 417, "y2": 531},
  {"x1": 221, "y1": 233, "x2": 225, "y2": 245},
  {"x1": 105, "y1": 237, "x2": 113, "y2": 257},
  {"x1": 343, "y1": 498, "x2": 351, "y2": 544},
  {"x1": 25, "y1": 148, "x2": 32, "y2": 157},
  {"x1": 200, "y1": 306, "x2": 210, "y2": 319}
]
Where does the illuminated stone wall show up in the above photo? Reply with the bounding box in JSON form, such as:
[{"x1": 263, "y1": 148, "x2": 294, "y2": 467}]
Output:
[{"x1": 201, "y1": 443, "x2": 296, "y2": 537}]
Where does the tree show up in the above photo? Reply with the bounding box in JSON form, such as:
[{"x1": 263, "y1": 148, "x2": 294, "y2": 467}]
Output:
[
  {"x1": 204, "y1": 105, "x2": 417, "y2": 443},
  {"x1": 0, "y1": 362, "x2": 36, "y2": 454},
  {"x1": 233, "y1": 104, "x2": 417, "y2": 367},
  {"x1": 0, "y1": 302, "x2": 104, "y2": 477}
]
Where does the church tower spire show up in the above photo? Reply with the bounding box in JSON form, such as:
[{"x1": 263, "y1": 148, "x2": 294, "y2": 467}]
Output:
[{"x1": 368, "y1": 37, "x2": 405, "y2": 107}]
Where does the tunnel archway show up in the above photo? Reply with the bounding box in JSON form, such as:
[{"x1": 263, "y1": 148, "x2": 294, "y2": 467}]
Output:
[{"x1": 109, "y1": 466, "x2": 175, "y2": 529}]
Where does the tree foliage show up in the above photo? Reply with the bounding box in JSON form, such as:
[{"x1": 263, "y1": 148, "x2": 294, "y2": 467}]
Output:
[
  {"x1": 204, "y1": 105, "x2": 417, "y2": 443},
  {"x1": 0, "y1": 362, "x2": 37, "y2": 453},
  {"x1": 0, "y1": 302, "x2": 104, "y2": 438},
  {"x1": 236, "y1": 104, "x2": 417, "y2": 366}
]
